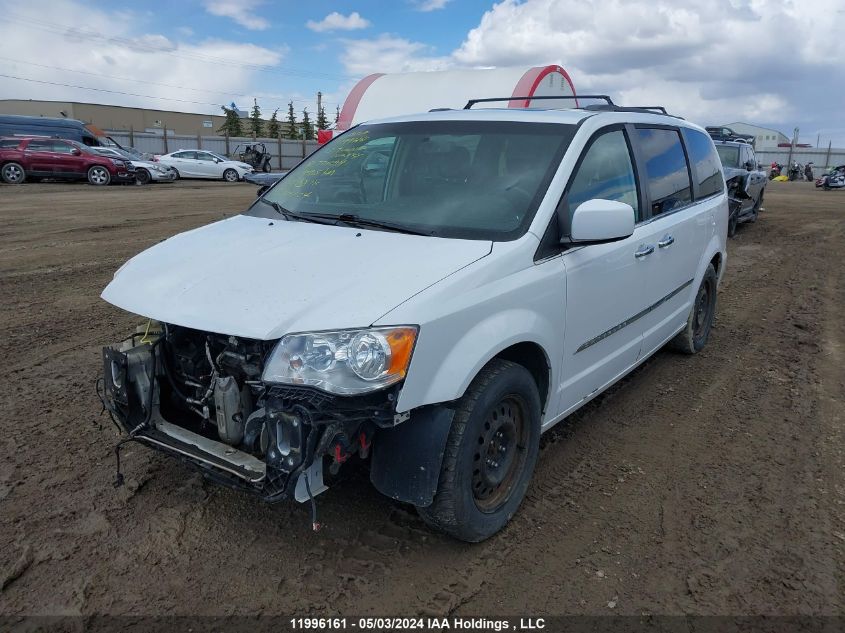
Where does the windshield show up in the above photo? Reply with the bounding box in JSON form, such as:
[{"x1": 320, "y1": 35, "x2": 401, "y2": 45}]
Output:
[
  {"x1": 715, "y1": 145, "x2": 741, "y2": 168},
  {"x1": 251, "y1": 120, "x2": 575, "y2": 240}
]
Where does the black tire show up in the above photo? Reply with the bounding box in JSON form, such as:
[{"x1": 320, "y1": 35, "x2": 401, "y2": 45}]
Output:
[
  {"x1": 223, "y1": 168, "x2": 239, "y2": 182},
  {"x1": 418, "y1": 359, "x2": 541, "y2": 542},
  {"x1": 87, "y1": 165, "x2": 111, "y2": 186},
  {"x1": 171, "y1": 168, "x2": 180, "y2": 180},
  {"x1": 728, "y1": 213, "x2": 738, "y2": 238},
  {"x1": 670, "y1": 264, "x2": 718, "y2": 355},
  {"x1": 1, "y1": 162, "x2": 26, "y2": 184},
  {"x1": 135, "y1": 169, "x2": 151, "y2": 185},
  {"x1": 262, "y1": 161, "x2": 271, "y2": 173}
]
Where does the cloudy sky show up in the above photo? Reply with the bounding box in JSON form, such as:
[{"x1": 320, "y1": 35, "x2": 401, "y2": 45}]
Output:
[{"x1": 1, "y1": 0, "x2": 843, "y2": 145}]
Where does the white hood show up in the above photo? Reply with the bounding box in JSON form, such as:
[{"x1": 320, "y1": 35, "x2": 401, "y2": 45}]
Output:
[{"x1": 101, "y1": 215, "x2": 491, "y2": 340}]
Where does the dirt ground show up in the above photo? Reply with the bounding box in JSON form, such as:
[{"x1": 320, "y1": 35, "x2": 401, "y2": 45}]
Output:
[{"x1": 0, "y1": 179, "x2": 843, "y2": 618}]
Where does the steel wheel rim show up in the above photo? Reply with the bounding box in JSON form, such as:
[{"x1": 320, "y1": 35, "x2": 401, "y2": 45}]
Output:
[
  {"x1": 472, "y1": 395, "x2": 528, "y2": 513},
  {"x1": 91, "y1": 167, "x2": 108, "y2": 184},
  {"x1": 4, "y1": 165, "x2": 22, "y2": 182},
  {"x1": 693, "y1": 281, "x2": 712, "y2": 339}
]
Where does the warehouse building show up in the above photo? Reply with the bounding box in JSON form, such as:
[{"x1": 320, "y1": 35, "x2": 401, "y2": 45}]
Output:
[{"x1": 0, "y1": 99, "x2": 231, "y2": 136}]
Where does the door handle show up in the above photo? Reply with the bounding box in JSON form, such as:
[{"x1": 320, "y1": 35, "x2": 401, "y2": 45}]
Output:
[
  {"x1": 658, "y1": 234, "x2": 675, "y2": 248},
  {"x1": 634, "y1": 244, "x2": 655, "y2": 258}
]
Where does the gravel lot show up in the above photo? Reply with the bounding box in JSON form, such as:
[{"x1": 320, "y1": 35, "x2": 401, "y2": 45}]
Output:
[{"x1": 0, "y1": 180, "x2": 842, "y2": 618}]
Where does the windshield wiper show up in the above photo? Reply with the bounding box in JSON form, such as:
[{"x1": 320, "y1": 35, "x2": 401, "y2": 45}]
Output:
[
  {"x1": 313, "y1": 212, "x2": 434, "y2": 236},
  {"x1": 256, "y1": 198, "x2": 336, "y2": 225}
]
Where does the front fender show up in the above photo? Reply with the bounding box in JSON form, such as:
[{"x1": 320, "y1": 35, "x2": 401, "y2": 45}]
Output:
[{"x1": 396, "y1": 308, "x2": 558, "y2": 414}]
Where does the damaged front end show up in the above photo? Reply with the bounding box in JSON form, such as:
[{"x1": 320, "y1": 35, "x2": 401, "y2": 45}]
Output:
[{"x1": 100, "y1": 322, "x2": 407, "y2": 505}]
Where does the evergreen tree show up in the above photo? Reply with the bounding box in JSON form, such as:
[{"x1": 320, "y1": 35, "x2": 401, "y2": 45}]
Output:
[
  {"x1": 217, "y1": 105, "x2": 243, "y2": 137},
  {"x1": 301, "y1": 108, "x2": 315, "y2": 141},
  {"x1": 249, "y1": 98, "x2": 263, "y2": 137},
  {"x1": 335, "y1": 105, "x2": 340, "y2": 125},
  {"x1": 316, "y1": 105, "x2": 329, "y2": 131},
  {"x1": 267, "y1": 108, "x2": 281, "y2": 137},
  {"x1": 285, "y1": 101, "x2": 299, "y2": 139}
]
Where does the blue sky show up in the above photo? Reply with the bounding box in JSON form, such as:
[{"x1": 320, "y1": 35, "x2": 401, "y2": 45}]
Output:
[{"x1": 1, "y1": 0, "x2": 843, "y2": 146}]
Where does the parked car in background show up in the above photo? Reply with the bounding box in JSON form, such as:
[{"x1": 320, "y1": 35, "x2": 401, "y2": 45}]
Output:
[
  {"x1": 92, "y1": 147, "x2": 177, "y2": 184},
  {"x1": 713, "y1": 139, "x2": 766, "y2": 237},
  {"x1": 0, "y1": 114, "x2": 106, "y2": 146},
  {"x1": 101, "y1": 101, "x2": 728, "y2": 542},
  {"x1": 816, "y1": 165, "x2": 845, "y2": 190},
  {"x1": 0, "y1": 137, "x2": 134, "y2": 185},
  {"x1": 243, "y1": 170, "x2": 286, "y2": 195},
  {"x1": 156, "y1": 150, "x2": 254, "y2": 182}
]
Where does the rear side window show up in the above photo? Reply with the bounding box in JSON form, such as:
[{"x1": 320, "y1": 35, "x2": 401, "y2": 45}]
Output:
[
  {"x1": 0, "y1": 139, "x2": 20, "y2": 149},
  {"x1": 636, "y1": 128, "x2": 692, "y2": 216},
  {"x1": 26, "y1": 139, "x2": 53, "y2": 151},
  {"x1": 684, "y1": 129, "x2": 724, "y2": 199},
  {"x1": 566, "y1": 129, "x2": 640, "y2": 224}
]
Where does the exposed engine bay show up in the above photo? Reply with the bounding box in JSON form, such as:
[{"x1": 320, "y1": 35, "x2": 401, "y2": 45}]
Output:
[{"x1": 100, "y1": 321, "x2": 402, "y2": 504}]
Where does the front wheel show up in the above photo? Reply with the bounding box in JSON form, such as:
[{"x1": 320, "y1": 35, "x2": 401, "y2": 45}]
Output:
[
  {"x1": 670, "y1": 264, "x2": 717, "y2": 355},
  {"x1": 135, "y1": 169, "x2": 151, "y2": 185},
  {"x1": 87, "y1": 165, "x2": 111, "y2": 186},
  {"x1": 1, "y1": 162, "x2": 26, "y2": 184},
  {"x1": 418, "y1": 359, "x2": 541, "y2": 542},
  {"x1": 223, "y1": 168, "x2": 239, "y2": 182},
  {"x1": 728, "y1": 213, "x2": 738, "y2": 238}
]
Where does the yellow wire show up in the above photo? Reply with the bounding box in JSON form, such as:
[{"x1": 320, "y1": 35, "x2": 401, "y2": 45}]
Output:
[{"x1": 140, "y1": 319, "x2": 153, "y2": 345}]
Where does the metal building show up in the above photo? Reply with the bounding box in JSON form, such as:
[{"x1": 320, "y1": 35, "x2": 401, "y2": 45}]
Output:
[{"x1": 337, "y1": 65, "x2": 577, "y2": 131}]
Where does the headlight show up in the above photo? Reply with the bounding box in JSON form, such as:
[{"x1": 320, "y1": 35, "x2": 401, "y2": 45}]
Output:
[{"x1": 262, "y1": 326, "x2": 418, "y2": 395}]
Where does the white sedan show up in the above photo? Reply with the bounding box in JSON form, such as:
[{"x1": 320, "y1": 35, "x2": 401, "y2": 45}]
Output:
[{"x1": 156, "y1": 150, "x2": 254, "y2": 182}]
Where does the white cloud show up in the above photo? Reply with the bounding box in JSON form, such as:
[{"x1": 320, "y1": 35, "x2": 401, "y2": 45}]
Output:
[
  {"x1": 0, "y1": 0, "x2": 286, "y2": 116},
  {"x1": 306, "y1": 12, "x2": 371, "y2": 33},
  {"x1": 203, "y1": 0, "x2": 269, "y2": 31},
  {"x1": 414, "y1": 0, "x2": 452, "y2": 11},
  {"x1": 340, "y1": 35, "x2": 451, "y2": 76},
  {"x1": 342, "y1": 0, "x2": 845, "y2": 144}
]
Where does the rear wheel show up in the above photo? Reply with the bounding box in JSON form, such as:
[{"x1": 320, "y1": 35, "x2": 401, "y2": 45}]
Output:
[
  {"x1": 1, "y1": 162, "x2": 26, "y2": 184},
  {"x1": 670, "y1": 264, "x2": 717, "y2": 354},
  {"x1": 135, "y1": 169, "x2": 151, "y2": 185},
  {"x1": 223, "y1": 168, "x2": 239, "y2": 182},
  {"x1": 87, "y1": 165, "x2": 111, "y2": 186},
  {"x1": 418, "y1": 359, "x2": 541, "y2": 542}
]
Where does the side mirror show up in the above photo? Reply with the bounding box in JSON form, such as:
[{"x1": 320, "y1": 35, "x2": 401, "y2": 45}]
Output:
[
  {"x1": 257, "y1": 185, "x2": 269, "y2": 197},
  {"x1": 568, "y1": 199, "x2": 635, "y2": 244},
  {"x1": 71, "y1": 148, "x2": 82, "y2": 156},
  {"x1": 745, "y1": 160, "x2": 754, "y2": 171}
]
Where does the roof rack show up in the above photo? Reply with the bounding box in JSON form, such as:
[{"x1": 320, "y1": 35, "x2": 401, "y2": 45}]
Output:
[
  {"x1": 463, "y1": 95, "x2": 677, "y2": 117},
  {"x1": 464, "y1": 95, "x2": 613, "y2": 109}
]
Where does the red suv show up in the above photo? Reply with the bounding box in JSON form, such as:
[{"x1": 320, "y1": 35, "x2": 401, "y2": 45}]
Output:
[{"x1": 0, "y1": 137, "x2": 135, "y2": 185}]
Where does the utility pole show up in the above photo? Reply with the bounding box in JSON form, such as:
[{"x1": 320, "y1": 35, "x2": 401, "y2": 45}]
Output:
[
  {"x1": 786, "y1": 127, "x2": 798, "y2": 171},
  {"x1": 317, "y1": 91, "x2": 322, "y2": 115}
]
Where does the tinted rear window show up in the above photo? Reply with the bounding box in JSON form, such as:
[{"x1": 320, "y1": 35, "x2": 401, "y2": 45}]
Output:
[
  {"x1": 684, "y1": 129, "x2": 724, "y2": 199},
  {"x1": 636, "y1": 128, "x2": 692, "y2": 216},
  {"x1": 0, "y1": 139, "x2": 20, "y2": 149}
]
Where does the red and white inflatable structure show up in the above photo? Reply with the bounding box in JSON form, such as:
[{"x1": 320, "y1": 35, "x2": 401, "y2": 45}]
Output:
[{"x1": 319, "y1": 65, "x2": 576, "y2": 142}]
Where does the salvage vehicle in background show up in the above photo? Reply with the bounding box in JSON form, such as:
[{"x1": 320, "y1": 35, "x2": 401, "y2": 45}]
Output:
[
  {"x1": 816, "y1": 165, "x2": 845, "y2": 189},
  {"x1": 91, "y1": 147, "x2": 177, "y2": 184},
  {"x1": 156, "y1": 150, "x2": 254, "y2": 182},
  {"x1": 0, "y1": 137, "x2": 135, "y2": 185},
  {"x1": 234, "y1": 143, "x2": 273, "y2": 172},
  {"x1": 713, "y1": 139, "x2": 766, "y2": 237},
  {"x1": 244, "y1": 170, "x2": 286, "y2": 195},
  {"x1": 100, "y1": 97, "x2": 728, "y2": 542}
]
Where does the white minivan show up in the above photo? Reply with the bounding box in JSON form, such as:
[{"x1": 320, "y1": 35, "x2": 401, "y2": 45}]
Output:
[{"x1": 100, "y1": 100, "x2": 728, "y2": 541}]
